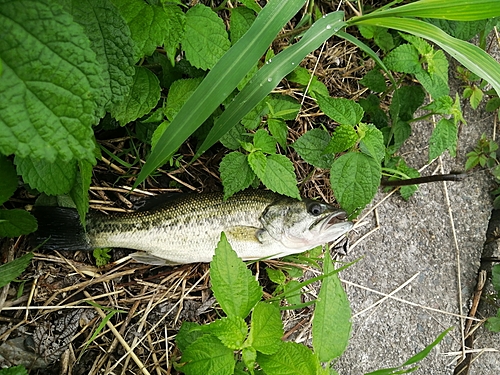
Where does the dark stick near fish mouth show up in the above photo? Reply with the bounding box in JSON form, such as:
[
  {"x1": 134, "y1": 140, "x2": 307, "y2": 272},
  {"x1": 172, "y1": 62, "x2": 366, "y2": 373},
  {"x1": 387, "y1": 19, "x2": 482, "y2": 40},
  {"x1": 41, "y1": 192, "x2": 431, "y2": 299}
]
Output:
[{"x1": 381, "y1": 172, "x2": 467, "y2": 187}]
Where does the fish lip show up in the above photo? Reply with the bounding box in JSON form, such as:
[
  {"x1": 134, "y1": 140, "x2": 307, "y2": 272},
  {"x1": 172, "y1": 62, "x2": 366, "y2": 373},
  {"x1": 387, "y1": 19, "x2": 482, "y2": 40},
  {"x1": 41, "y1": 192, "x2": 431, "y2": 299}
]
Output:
[{"x1": 312, "y1": 210, "x2": 350, "y2": 232}]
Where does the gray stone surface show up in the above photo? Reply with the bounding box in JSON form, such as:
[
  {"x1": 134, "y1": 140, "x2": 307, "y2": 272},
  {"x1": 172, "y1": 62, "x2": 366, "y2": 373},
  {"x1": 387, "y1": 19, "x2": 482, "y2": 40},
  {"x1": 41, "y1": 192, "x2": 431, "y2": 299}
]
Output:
[{"x1": 334, "y1": 92, "x2": 500, "y2": 372}]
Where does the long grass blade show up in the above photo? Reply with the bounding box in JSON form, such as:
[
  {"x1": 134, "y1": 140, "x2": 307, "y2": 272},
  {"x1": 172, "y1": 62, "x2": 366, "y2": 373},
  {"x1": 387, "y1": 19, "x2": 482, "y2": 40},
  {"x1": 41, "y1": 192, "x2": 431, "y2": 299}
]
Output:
[
  {"x1": 133, "y1": 0, "x2": 307, "y2": 187},
  {"x1": 353, "y1": 17, "x2": 500, "y2": 96},
  {"x1": 195, "y1": 12, "x2": 346, "y2": 158}
]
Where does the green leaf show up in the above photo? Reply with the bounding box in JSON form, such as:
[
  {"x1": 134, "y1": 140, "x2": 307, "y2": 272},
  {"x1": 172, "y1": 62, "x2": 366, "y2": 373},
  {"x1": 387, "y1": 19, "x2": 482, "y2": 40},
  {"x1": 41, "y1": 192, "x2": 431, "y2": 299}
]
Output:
[
  {"x1": 312, "y1": 251, "x2": 351, "y2": 361},
  {"x1": 151, "y1": 121, "x2": 170, "y2": 150},
  {"x1": 292, "y1": 128, "x2": 334, "y2": 169},
  {"x1": 0, "y1": 156, "x2": 17, "y2": 205},
  {"x1": 359, "y1": 69, "x2": 387, "y2": 93},
  {"x1": 111, "y1": 66, "x2": 161, "y2": 126},
  {"x1": 181, "y1": 335, "x2": 235, "y2": 375},
  {"x1": 0, "y1": 365, "x2": 28, "y2": 375},
  {"x1": 239, "y1": 0, "x2": 261, "y2": 13},
  {"x1": 414, "y1": 50, "x2": 449, "y2": 98},
  {"x1": 268, "y1": 119, "x2": 288, "y2": 149},
  {"x1": 0, "y1": 209, "x2": 37, "y2": 237},
  {"x1": 469, "y1": 86, "x2": 484, "y2": 109},
  {"x1": 325, "y1": 124, "x2": 358, "y2": 154},
  {"x1": 252, "y1": 154, "x2": 300, "y2": 200},
  {"x1": 220, "y1": 124, "x2": 251, "y2": 150},
  {"x1": 317, "y1": 95, "x2": 364, "y2": 126},
  {"x1": 111, "y1": 0, "x2": 182, "y2": 60},
  {"x1": 428, "y1": 119, "x2": 458, "y2": 161},
  {"x1": 164, "y1": 78, "x2": 203, "y2": 122},
  {"x1": 64, "y1": 0, "x2": 135, "y2": 111},
  {"x1": 208, "y1": 316, "x2": 248, "y2": 350},
  {"x1": 423, "y1": 95, "x2": 454, "y2": 114},
  {"x1": 93, "y1": 248, "x2": 112, "y2": 267},
  {"x1": 267, "y1": 95, "x2": 301, "y2": 121},
  {"x1": 266, "y1": 268, "x2": 286, "y2": 285},
  {"x1": 230, "y1": 7, "x2": 257, "y2": 45},
  {"x1": 491, "y1": 264, "x2": 500, "y2": 292},
  {"x1": 388, "y1": 120, "x2": 412, "y2": 153},
  {"x1": 210, "y1": 233, "x2": 263, "y2": 318},
  {"x1": 69, "y1": 160, "x2": 93, "y2": 225},
  {"x1": 254, "y1": 129, "x2": 277, "y2": 154},
  {"x1": 330, "y1": 152, "x2": 381, "y2": 216},
  {"x1": 162, "y1": 4, "x2": 185, "y2": 63},
  {"x1": 135, "y1": 0, "x2": 309, "y2": 186},
  {"x1": 182, "y1": 4, "x2": 231, "y2": 70},
  {"x1": 486, "y1": 97, "x2": 500, "y2": 112},
  {"x1": 176, "y1": 322, "x2": 206, "y2": 352},
  {"x1": 248, "y1": 302, "x2": 283, "y2": 355},
  {"x1": 383, "y1": 43, "x2": 422, "y2": 74},
  {"x1": 257, "y1": 341, "x2": 319, "y2": 375},
  {"x1": 0, "y1": 253, "x2": 33, "y2": 289},
  {"x1": 242, "y1": 346, "x2": 257, "y2": 374},
  {"x1": 486, "y1": 314, "x2": 500, "y2": 332},
  {"x1": 15, "y1": 156, "x2": 76, "y2": 196},
  {"x1": 390, "y1": 86, "x2": 426, "y2": 121},
  {"x1": 0, "y1": 0, "x2": 102, "y2": 162},
  {"x1": 359, "y1": 94, "x2": 388, "y2": 128},
  {"x1": 400, "y1": 328, "x2": 453, "y2": 367},
  {"x1": 220, "y1": 152, "x2": 256, "y2": 200},
  {"x1": 286, "y1": 66, "x2": 330, "y2": 98},
  {"x1": 358, "y1": 124, "x2": 385, "y2": 161},
  {"x1": 425, "y1": 19, "x2": 492, "y2": 41}
]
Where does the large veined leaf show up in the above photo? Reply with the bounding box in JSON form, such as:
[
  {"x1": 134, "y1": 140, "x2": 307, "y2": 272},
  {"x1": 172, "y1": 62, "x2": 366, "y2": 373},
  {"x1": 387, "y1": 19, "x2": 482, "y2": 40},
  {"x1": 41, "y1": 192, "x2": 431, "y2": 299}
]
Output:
[{"x1": 133, "y1": 0, "x2": 307, "y2": 188}]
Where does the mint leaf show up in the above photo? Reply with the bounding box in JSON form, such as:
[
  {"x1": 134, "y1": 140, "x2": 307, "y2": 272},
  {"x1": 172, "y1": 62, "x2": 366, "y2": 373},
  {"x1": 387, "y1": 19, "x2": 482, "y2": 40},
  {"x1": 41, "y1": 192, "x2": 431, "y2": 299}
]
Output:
[
  {"x1": 0, "y1": 209, "x2": 37, "y2": 237},
  {"x1": 230, "y1": 7, "x2": 256, "y2": 45},
  {"x1": 390, "y1": 86, "x2": 425, "y2": 121},
  {"x1": 286, "y1": 66, "x2": 329, "y2": 98},
  {"x1": 317, "y1": 95, "x2": 364, "y2": 126},
  {"x1": 181, "y1": 335, "x2": 235, "y2": 375},
  {"x1": 69, "y1": 160, "x2": 93, "y2": 225},
  {"x1": 220, "y1": 124, "x2": 251, "y2": 150},
  {"x1": 257, "y1": 341, "x2": 319, "y2": 375},
  {"x1": 64, "y1": 0, "x2": 135, "y2": 111},
  {"x1": 211, "y1": 233, "x2": 263, "y2": 318},
  {"x1": 414, "y1": 50, "x2": 449, "y2": 99},
  {"x1": 387, "y1": 120, "x2": 411, "y2": 153},
  {"x1": 330, "y1": 152, "x2": 381, "y2": 216},
  {"x1": 111, "y1": 66, "x2": 161, "y2": 126},
  {"x1": 359, "y1": 69, "x2": 387, "y2": 93},
  {"x1": 292, "y1": 128, "x2": 334, "y2": 169},
  {"x1": 263, "y1": 155, "x2": 300, "y2": 199},
  {"x1": 267, "y1": 95, "x2": 301, "y2": 121},
  {"x1": 383, "y1": 43, "x2": 421, "y2": 74},
  {"x1": 0, "y1": 0, "x2": 103, "y2": 162},
  {"x1": 267, "y1": 118, "x2": 288, "y2": 149},
  {"x1": 176, "y1": 322, "x2": 206, "y2": 352},
  {"x1": 359, "y1": 94, "x2": 388, "y2": 128},
  {"x1": 312, "y1": 251, "x2": 351, "y2": 361},
  {"x1": 248, "y1": 150, "x2": 267, "y2": 178},
  {"x1": 358, "y1": 124, "x2": 385, "y2": 161},
  {"x1": 220, "y1": 152, "x2": 255, "y2": 200},
  {"x1": 208, "y1": 316, "x2": 248, "y2": 349},
  {"x1": 429, "y1": 119, "x2": 457, "y2": 161},
  {"x1": 266, "y1": 268, "x2": 286, "y2": 285},
  {"x1": 325, "y1": 124, "x2": 358, "y2": 154},
  {"x1": 0, "y1": 156, "x2": 17, "y2": 205},
  {"x1": 0, "y1": 253, "x2": 33, "y2": 289},
  {"x1": 254, "y1": 129, "x2": 276, "y2": 154},
  {"x1": 111, "y1": 0, "x2": 181, "y2": 60},
  {"x1": 182, "y1": 4, "x2": 230, "y2": 70},
  {"x1": 423, "y1": 96, "x2": 454, "y2": 115},
  {"x1": 15, "y1": 156, "x2": 76, "y2": 196},
  {"x1": 248, "y1": 302, "x2": 283, "y2": 355},
  {"x1": 238, "y1": 0, "x2": 261, "y2": 13},
  {"x1": 162, "y1": 4, "x2": 185, "y2": 64},
  {"x1": 164, "y1": 78, "x2": 203, "y2": 121},
  {"x1": 469, "y1": 86, "x2": 484, "y2": 109},
  {"x1": 0, "y1": 365, "x2": 28, "y2": 375}
]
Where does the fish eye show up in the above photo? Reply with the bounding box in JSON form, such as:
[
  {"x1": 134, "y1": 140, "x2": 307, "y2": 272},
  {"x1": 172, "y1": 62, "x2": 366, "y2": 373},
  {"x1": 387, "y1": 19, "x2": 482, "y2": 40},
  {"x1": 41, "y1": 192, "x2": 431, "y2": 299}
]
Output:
[{"x1": 308, "y1": 202, "x2": 324, "y2": 216}]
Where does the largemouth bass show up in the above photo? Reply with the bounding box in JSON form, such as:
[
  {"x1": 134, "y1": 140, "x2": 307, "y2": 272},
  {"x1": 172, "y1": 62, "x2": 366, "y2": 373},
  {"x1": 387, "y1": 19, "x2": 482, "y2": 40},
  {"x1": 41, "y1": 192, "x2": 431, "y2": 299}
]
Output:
[{"x1": 33, "y1": 190, "x2": 353, "y2": 265}]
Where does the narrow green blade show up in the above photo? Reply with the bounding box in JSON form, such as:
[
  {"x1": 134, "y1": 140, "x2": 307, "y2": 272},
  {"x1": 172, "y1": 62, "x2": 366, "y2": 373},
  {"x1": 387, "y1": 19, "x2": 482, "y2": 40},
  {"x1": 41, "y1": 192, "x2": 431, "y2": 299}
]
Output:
[{"x1": 134, "y1": 0, "x2": 307, "y2": 187}]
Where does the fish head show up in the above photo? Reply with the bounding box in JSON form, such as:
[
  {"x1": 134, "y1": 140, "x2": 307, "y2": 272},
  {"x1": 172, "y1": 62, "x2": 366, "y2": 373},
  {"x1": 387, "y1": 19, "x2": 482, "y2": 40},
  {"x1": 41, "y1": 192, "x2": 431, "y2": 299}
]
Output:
[{"x1": 260, "y1": 197, "x2": 353, "y2": 251}]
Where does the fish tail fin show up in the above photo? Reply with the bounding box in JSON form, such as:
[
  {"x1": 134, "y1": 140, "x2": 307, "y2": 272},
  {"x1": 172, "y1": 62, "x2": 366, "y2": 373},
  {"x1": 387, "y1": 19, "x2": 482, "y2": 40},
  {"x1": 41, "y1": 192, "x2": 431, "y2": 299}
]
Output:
[{"x1": 31, "y1": 207, "x2": 92, "y2": 251}]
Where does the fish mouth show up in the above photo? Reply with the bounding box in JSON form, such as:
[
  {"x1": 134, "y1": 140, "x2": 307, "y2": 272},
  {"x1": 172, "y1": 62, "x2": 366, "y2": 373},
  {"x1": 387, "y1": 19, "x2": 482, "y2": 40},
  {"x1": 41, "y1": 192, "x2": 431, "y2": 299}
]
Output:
[{"x1": 312, "y1": 210, "x2": 351, "y2": 232}]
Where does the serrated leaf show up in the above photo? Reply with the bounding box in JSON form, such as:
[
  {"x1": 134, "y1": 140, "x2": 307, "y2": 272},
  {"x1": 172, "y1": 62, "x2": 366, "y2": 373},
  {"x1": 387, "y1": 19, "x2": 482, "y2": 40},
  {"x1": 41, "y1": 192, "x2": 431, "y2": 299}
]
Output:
[
  {"x1": 414, "y1": 50, "x2": 449, "y2": 98},
  {"x1": 230, "y1": 7, "x2": 256, "y2": 45},
  {"x1": 312, "y1": 251, "x2": 351, "y2": 361},
  {"x1": 390, "y1": 86, "x2": 426, "y2": 121},
  {"x1": 469, "y1": 86, "x2": 484, "y2": 109},
  {"x1": 181, "y1": 335, "x2": 235, "y2": 375},
  {"x1": 423, "y1": 95, "x2": 454, "y2": 114},
  {"x1": 260, "y1": 154, "x2": 300, "y2": 199},
  {"x1": 317, "y1": 95, "x2": 364, "y2": 126},
  {"x1": 428, "y1": 119, "x2": 457, "y2": 161},
  {"x1": 176, "y1": 322, "x2": 206, "y2": 353},
  {"x1": 15, "y1": 156, "x2": 76, "y2": 196},
  {"x1": 383, "y1": 43, "x2": 422, "y2": 74},
  {"x1": 220, "y1": 124, "x2": 251, "y2": 150},
  {"x1": 257, "y1": 341, "x2": 319, "y2": 375},
  {"x1": 359, "y1": 124, "x2": 385, "y2": 161},
  {"x1": 64, "y1": 0, "x2": 135, "y2": 111},
  {"x1": 268, "y1": 118, "x2": 288, "y2": 149},
  {"x1": 111, "y1": 66, "x2": 161, "y2": 126},
  {"x1": 267, "y1": 95, "x2": 301, "y2": 121},
  {"x1": 0, "y1": 252, "x2": 33, "y2": 289},
  {"x1": 486, "y1": 97, "x2": 500, "y2": 112},
  {"x1": 242, "y1": 346, "x2": 257, "y2": 374},
  {"x1": 0, "y1": 209, "x2": 37, "y2": 237},
  {"x1": 69, "y1": 160, "x2": 93, "y2": 225},
  {"x1": 208, "y1": 316, "x2": 248, "y2": 349},
  {"x1": 182, "y1": 4, "x2": 231, "y2": 70},
  {"x1": 0, "y1": 156, "x2": 17, "y2": 205},
  {"x1": 359, "y1": 94, "x2": 388, "y2": 128},
  {"x1": 0, "y1": 0, "x2": 103, "y2": 162},
  {"x1": 165, "y1": 78, "x2": 203, "y2": 122},
  {"x1": 238, "y1": 0, "x2": 261, "y2": 13},
  {"x1": 162, "y1": 4, "x2": 185, "y2": 63},
  {"x1": 359, "y1": 69, "x2": 387, "y2": 93},
  {"x1": 292, "y1": 128, "x2": 334, "y2": 169},
  {"x1": 325, "y1": 124, "x2": 358, "y2": 154},
  {"x1": 111, "y1": 0, "x2": 182, "y2": 60},
  {"x1": 286, "y1": 66, "x2": 329, "y2": 98},
  {"x1": 248, "y1": 150, "x2": 267, "y2": 178},
  {"x1": 330, "y1": 152, "x2": 381, "y2": 216},
  {"x1": 248, "y1": 302, "x2": 283, "y2": 355},
  {"x1": 220, "y1": 152, "x2": 256, "y2": 199},
  {"x1": 211, "y1": 233, "x2": 263, "y2": 318},
  {"x1": 254, "y1": 129, "x2": 277, "y2": 154},
  {"x1": 389, "y1": 120, "x2": 411, "y2": 153},
  {"x1": 266, "y1": 268, "x2": 286, "y2": 285}
]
